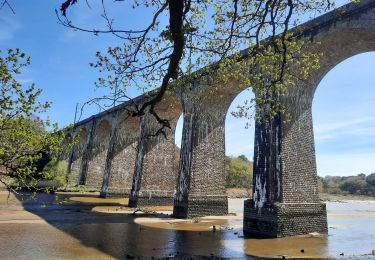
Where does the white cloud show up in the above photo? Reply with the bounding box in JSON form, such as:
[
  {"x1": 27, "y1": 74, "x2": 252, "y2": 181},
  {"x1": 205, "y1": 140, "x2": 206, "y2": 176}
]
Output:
[
  {"x1": 0, "y1": 15, "x2": 21, "y2": 42},
  {"x1": 314, "y1": 116, "x2": 375, "y2": 141}
]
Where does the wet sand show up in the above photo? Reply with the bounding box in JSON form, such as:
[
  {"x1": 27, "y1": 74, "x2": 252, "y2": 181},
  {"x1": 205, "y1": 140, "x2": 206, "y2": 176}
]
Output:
[{"x1": 0, "y1": 192, "x2": 375, "y2": 259}]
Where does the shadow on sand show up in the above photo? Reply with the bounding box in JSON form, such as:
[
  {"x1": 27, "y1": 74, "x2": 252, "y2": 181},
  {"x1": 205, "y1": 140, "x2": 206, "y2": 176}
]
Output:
[{"x1": 5, "y1": 191, "x2": 250, "y2": 259}]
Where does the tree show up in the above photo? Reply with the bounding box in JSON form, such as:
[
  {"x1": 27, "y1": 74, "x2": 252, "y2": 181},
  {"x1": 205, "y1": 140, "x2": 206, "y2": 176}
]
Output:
[
  {"x1": 339, "y1": 177, "x2": 367, "y2": 195},
  {"x1": 226, "y1": 156, "x2": 253, "y2": 188},
  {"x1": 238, "y1": 154, "x2": 249, "y2": 162},
  {"x1": 366, "y1": 173, "x2": 375, "y2": 187},
  {"x1": 0, "y1": 49, "x2": 70, "y2": 190},
  {"x1": 58, "y1": 0, "x2": 333, "y2": 133}
]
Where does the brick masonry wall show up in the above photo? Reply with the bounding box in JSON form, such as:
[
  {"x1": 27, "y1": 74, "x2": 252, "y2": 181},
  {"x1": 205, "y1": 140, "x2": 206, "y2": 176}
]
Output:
[
  {"x1": 280, "y1": 5, "x2": 375, "y2": 204},
  {"x1": 243, "y1": 199, "x2": 327, "y2": 237},
  {"x1": 281, "y1": 108, "x2": 320, "y2": 203},
  {"x1": 174, "y1": 82, "x2": 240, "y2": 218},
  {"x1": 137, "y1": 101, "x2": 181, "y2": 206},
  {"x1": 245, "y1": 1, "x2": 375, "y2": 237},
  {"x1": 65, "y1": 2, "x2": 375, "y2": 234},
  {"x1": 85, "y1": 119, "x2": 112, "y2": 188},
  {"x1": 68, "y1": 127, "x2": 88, "y2": 186},
  {"x1": 107, "y1": 114, "x2": 140, "y2": 196}
]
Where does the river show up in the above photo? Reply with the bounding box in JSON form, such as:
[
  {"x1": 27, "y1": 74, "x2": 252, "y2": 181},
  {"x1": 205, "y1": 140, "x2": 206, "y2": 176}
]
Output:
[{"x1": 0, "y1": 192, "x2": 374, "y2": 259}]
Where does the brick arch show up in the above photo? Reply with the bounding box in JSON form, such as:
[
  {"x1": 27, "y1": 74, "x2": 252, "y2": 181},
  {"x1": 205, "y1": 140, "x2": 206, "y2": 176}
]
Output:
[
  {"x1": 245, "y1": 8, "x2": 375, "y2": 237},
  {"x1": 279, "y1": 28, "x2": 375, "y2": 205},
  {"x1": 173, "y1": 79, "x2": 244, "y2": 217},
  {"x1": 85, "y1": 119, "x2": 112, "y2": 188},
  {"x1": 139, "y1": 97, "x2": 182, "y2": 199},
  {"x1": 106, "y1": 113, "x2": 140, "y2": 196},
  {"x1": 130, "y1": 95, "x2": 183, "y2": 206},
  {"x1": 67, "y1": 127, "x2": 88, "y2": 185},
  {"x1": 95, "y1": 119, "x2": 112, "y2": 139},
  {"x1": 114, "y1": 113, "x2": 139, "y2": 156},
  {"x1": 311, "y1": 30, "x2": 375, "y2": 99},
  {"x1": 78, "y1": 127, "x2": 88, "y2": 144}
]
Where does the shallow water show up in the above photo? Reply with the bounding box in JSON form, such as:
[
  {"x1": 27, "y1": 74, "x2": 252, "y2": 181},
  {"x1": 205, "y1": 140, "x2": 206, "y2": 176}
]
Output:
[{"x1": 0, "y1": 193, "x2": 375, "y2": 259}]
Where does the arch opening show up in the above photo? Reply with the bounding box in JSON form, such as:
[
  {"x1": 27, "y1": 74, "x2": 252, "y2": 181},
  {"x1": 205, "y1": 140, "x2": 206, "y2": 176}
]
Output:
[
  {"x1": 174, "y1": 113, "x2": 184, "y2": 175},
  {"x1": 312, "y1": 52, "x2": 375, "y2": 196},
  {"x1": 224, "y1": 88, "x2": 255, "y2": 198}
]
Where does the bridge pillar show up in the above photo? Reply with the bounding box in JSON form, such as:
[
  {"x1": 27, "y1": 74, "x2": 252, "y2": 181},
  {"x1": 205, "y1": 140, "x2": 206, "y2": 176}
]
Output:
[
  {"x1": 84, "y1": 119, "x2": 112, "y2": 188},
  {"x1": 173, "y1": 93, "x2": 228, "y2": 218},
  {"x1": 100, "y1": 113, "x2": 140, "y2": 198},
  {"x1": 243, "y1": 90, "x2": 327, "y2": 238},
  {"x1": 100, "y1": 113, "x2": 120, "y2": 197},
  {"x1": 77, "y1": 119, "x2": 97, "y2": 185},
  {"x1": 129, "y1": 105, "x2": 180, "y2": 207},
  {"x1": 66, "y1": 128, "x2": 88, "y2": 186}
]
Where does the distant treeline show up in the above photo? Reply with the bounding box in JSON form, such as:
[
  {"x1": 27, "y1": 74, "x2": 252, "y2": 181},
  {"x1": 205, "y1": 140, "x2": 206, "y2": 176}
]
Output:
[
  {"x1": 318, "y1": 173, "x2": 375, "y2": 196},
  {"x1": 226, "y1": 155, "x2": 253, "y2": 188},
  {"x1": 225, "y1": 155, "x2": 375, "y2": 197},
  {"x1": 178, "y1": 148, "x2": 375, "y2": 197}
]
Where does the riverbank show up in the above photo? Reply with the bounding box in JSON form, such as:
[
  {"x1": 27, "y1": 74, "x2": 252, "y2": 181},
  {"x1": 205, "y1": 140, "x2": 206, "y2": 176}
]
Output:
[
  {"x1": 227, "y1": 188, "x2": 375, "y2": 202},
  {"x1": 320, "y1": 192, "x2": 375, "y2": 202},
  {"x1": 1, "y1": 191, "x2": 375, "y2": 259}
]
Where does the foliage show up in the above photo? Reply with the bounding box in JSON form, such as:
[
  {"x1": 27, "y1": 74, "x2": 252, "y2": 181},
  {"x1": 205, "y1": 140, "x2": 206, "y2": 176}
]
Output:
[
  {"x1": 339, "y1": 177, "x2": 367, "y2": 195},
  {"x1": 238, "y1": 154, "x2": 249, "y2": 162},
  {"x1": 0, "y1": 49, "x2": 72, "y2": 191},
  {"x1": 320, "y1": 173, "x2": 375, "y2": 196},
  {"x1": 62, "y1": 185, "x2": 100, "y2": 193},
  {"x1": 59, "y1": 0, "x2": 334, "y2": 133},
  {"x1": 42, "y1": 160, "x2": 68, "y2": 187},
  {"x1": 226, "y1": 155, "x2": 253, "y2": 188},
  {"x1": 366, "y1": 173, "x2": 375, "y2": 186}
]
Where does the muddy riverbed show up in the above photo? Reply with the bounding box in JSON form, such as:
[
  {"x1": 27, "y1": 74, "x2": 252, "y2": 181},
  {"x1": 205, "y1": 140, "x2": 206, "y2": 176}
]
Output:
[{"x1": 0, "y1": 192, "x2": 374, "y2": 259}]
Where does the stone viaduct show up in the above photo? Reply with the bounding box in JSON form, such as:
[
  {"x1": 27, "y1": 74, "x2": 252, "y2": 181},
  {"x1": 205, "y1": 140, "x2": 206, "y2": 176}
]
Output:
[{"x1": 65, "y1": 0, "x2": 375, "y2": 238}]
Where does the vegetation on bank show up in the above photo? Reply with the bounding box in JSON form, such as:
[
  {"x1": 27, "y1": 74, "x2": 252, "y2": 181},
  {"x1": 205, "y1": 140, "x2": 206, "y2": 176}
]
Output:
[
  {"x1": 0, "y1": 49, "x2": 73, "y2": 191},
  {"x1": 318, "y1": 173, "x2": 375, "y2": 196},
  {"x1": 226, "y1": 155, "x2": 253, "y2": 189},
  {"x1": 225, "y1": 155, "x2": 375, "y2": 198}
]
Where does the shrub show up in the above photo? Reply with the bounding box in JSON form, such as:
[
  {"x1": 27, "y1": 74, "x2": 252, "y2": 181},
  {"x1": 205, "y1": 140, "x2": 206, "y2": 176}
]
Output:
[
  {"x1": 366, "y1": 173, "x2": 375, "y2": 186},
  {"x1": 226, "y1": 156, "x2": 253, "y2": 188},
  {"x1": 42, "y1": 160, "x2": 68, "y2": 187}
]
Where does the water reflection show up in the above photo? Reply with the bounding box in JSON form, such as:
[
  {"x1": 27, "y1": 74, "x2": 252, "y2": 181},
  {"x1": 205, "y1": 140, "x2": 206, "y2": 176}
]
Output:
[{"x1": 1, "y1": 193, "x2": 375, "y2": 259}]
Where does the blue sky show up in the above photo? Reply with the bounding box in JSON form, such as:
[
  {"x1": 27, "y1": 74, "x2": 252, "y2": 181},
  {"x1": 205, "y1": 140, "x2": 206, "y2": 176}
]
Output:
[{"x1": 1, "y1": 0, "x2": 374, "y2": 176}]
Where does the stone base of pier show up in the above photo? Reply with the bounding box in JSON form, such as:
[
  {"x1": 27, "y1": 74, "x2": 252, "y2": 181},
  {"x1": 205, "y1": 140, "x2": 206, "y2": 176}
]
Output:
[
  {"x1": 173, "y1": 195, "x2": 228, "y2": 218},
  {"x1": 243, "y1": 199, "x2": 328, "y2": 238}
]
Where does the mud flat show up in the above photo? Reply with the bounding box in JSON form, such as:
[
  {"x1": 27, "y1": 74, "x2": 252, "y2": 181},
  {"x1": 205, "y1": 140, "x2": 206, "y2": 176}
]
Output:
[{"x1": 0, "y1": 191, "x2": 374, "y2": 259}]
